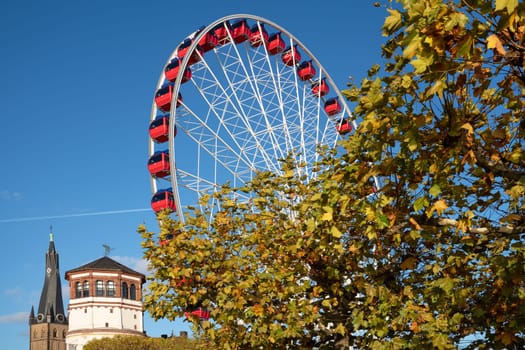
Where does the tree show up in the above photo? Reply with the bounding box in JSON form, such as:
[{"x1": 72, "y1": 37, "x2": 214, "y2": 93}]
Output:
[
  {"x1": 83, "y1": 335, "x2": 205, "y2": 350},
  {"x1": 139, "y1": 1, "x2": 524, "y2": 349}
]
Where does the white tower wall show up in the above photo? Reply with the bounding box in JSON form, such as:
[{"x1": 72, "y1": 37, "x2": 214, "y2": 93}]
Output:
[{"x1": 64, "y1": 258, "x2": 145, "y2": 350}]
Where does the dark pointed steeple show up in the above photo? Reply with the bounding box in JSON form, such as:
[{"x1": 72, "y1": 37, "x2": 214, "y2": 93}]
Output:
[
  {"x1": 29, "y1": 306, "x2": 35, "y2": 325},
  {"x1": 31, "y1": 228, "x2": 67, "y2": 324}
]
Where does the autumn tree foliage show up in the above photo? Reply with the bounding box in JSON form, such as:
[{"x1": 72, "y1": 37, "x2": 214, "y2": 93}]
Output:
[
  {"x1": 140, "y1": 1, "x2": 524, "y2": 349},
  {"x1": 83, "y1": 335, "x2": 203, "y2": 350}
]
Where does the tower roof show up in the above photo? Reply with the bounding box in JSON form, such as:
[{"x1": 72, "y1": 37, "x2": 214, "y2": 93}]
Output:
[
  {"x1": 65, "y1": 256, "x2": 146, "y2": 283},
  {"x1": 31, "y1": 230, "x2": 67, "y2": 325}
]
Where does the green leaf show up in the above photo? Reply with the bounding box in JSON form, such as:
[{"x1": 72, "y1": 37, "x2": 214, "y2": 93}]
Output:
[
  {"x1": 429, "y1": 184, "x2": 441, "y2": 197},
  {"x1": 377, "y1": 213, "x2": 390, "y2": 228},
  {"x1": 437, "y1": 277, "x2": 454, "y2": 294},
  {"x1": 413, "y1": 197, "x2": 429, "y2": 212}
]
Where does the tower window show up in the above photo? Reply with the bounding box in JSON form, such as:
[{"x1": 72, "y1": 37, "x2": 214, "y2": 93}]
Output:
[
  {"x1": 82, "y1": 281, "x2": 89, "y2": 297},
  {"x1": 121, "y1": 282, "x2": 128, "y2": 299},
  {"x1": 106, "y1": 280, "x2": 116, "y2": 296},
  {"x1": 95, "y1": 280, "x2": 104, "y2": 296},
  {"x1": 75, "y1": 282, "x2": 82, "y2": 298},
  {"x1": 130, "y1": 284, "x2": 136, "y2": 300}
]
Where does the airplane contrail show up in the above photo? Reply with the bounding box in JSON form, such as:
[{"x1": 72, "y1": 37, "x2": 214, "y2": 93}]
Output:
[{"x1": 0, "y1": 208, "x2": 151, "y2": 223}]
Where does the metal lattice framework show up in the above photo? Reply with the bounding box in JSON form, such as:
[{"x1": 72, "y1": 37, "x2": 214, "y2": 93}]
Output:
[{"x1": 148, "y1": 14, "x2": 357, "y2": 223}]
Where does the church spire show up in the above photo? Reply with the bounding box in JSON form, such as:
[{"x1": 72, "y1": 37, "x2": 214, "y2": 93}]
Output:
[{"x1": 31, "y1": 228, "x2": 67, "y2": 325}]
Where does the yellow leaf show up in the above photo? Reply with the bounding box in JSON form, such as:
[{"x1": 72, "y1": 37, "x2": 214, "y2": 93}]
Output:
[
  {"x1": 411, "y1": 58, "x2": 428, "y2": 73},
  {"x1": 495, "y1": 0, "x2": 518, "y2": 14},
  {"x1": 425, "y1": 80, "x2": 446, "y2": 99},
  {"x1": 428, "y1": 199, "x2": 448, "y2": 217},
  {"x1": 322, "y1": 212, "x2": 333, "y2": 221},
  {"x1": 349, "y1": 244, "x2": 360, "y2": 254},
  {"x1": 383, "y1": 9, "x2": 402, "y2": 34},
  {"x1": 330, "y1": 225, "x2": 342, "y2": 238},
  {"x1": 403, "y1": 34, "x2": 422, "y2": 59},
  {"x1": 334, "y1": 322, "x2": 346, "y2": 336},
  {"x1": 313, "y1": 286, "x2": 323, "y2": 297},
  {"x1": 486, "y1": 34, "x2": 506, "y2": 56},
  {"x1": 253, "y1": 304, "x2": 264, "y2": 317},
  {"x1": 284, "y1": 170, "x2": 295, "y2": 178}
]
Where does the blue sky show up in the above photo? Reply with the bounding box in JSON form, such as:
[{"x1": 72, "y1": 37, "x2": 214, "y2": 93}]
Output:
[{"x1": 0, "y1": 1, "x2": 386, "y2": 348}]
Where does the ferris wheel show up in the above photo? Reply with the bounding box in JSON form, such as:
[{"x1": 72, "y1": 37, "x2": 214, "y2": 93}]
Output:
[{"x1": 147, "y1": 14, "x2": 357, "y2": 223}]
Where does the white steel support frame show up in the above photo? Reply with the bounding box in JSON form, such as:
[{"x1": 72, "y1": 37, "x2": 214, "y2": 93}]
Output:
[{"x1": 149, "y1": 14, "x2": 357, "y2": 223}]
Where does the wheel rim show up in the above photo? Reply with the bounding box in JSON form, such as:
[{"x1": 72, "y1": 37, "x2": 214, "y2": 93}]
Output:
[{"x1": 149, "y1": 14, "x2": 356, "y2": 223}]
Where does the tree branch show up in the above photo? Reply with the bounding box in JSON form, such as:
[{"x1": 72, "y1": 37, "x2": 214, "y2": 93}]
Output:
[
  {"x1": 472, "y1": 146, "x2": 525, "y2": 181},
  {"x1": 437, "y1": 218, "x2": 524, "y2": 235}
]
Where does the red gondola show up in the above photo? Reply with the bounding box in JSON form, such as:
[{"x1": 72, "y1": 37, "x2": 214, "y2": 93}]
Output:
[
  {"x1": 249, "y1": 23, "x2": 268, "y2": 47},
  {"x1": 282, "y1": 45, "x2": 301, "y2": 66},
  {"x1": 231, "y1": 19, "x2": 250, "y2": 44},
  {"x1": 213, "y1": 21, "x2": 231, "y2": 45},
  {"x1": 148, "y1": 151, "x2": 170, "y2": 178},
  {"x1": 297, "y1": 61, "x2": 316, "y2": 81},
  {"x1": 336, "y1": 118, "x2": 352, "y2": 135},
  {"x1": 154, "y1": 84, "x2": 182, "y2": 112},
  {"x1": 149, "y1": 115, "x2": 175, "y2": 143},
  {"x1": 311, "y1": 78, "x2": 330, "y2": 97},
  {"x1": 197, "y1": 27, "x2": 218, "y2": 52},
  {"x1": 159, "y1": 233, "x2": 174, "y2": 246},
  {"x1": 185, "y1": 307, "x2": 210, "y2": 320},
  {"x1": 177, "y1": 38, "x2": 202, "y2": 66},
  {"x1": 165, "y1": 58, "x2": 192, "y2": 83},
  {"x1": 174, "y1": 275, "x2": 192, "y2": 287},
  {"x1": 267, "y1": 32, "x2": 285, "y2": 55},
  {"x1": 151, "y1": 188, "x2": 176, "y2": 213},
  {"x1": 324, "y1": 98, "x2": 342, "y2": 116},
  {"x1": 177, "y1": 38, "x2": 192, "y2": 58}
]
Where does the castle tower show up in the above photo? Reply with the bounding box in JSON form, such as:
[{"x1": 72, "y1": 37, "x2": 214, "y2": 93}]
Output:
[
  {"x1": 64, "y1": 255, "x2": 146, "y2": 349},
  {"x1": 29, "y1": 231, "x2": 68, "y2": 350}
]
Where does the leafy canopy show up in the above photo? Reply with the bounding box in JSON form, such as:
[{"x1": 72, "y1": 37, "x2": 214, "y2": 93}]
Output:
[
  {"x1": 140, "y1": 1, "x2": 524, "y2": 349},
  {"x1": 83, "y1": 335, "x2": 204, "y2": 350}
]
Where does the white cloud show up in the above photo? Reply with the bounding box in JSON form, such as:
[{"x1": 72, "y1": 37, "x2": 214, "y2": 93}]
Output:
[
  {"x1": 0, "y1": 312, "x2": 28, "y2": 324},
  {"x1": 0, "y1": 190, "x2": 22, "y2": 201},
  {"x1": 112, "y1": 256, "x2": 150, "y2": 275},
  {"x1": 4, "y1": 287, "x2": 23, "y2": 297}
]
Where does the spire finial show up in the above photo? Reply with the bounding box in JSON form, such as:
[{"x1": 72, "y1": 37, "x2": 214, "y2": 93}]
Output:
[{"x1": 49, "y1": 225, "x2": 54, "y2": 242}]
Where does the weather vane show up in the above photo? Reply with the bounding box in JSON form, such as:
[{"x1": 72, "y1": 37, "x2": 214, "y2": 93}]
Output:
[{"x1": 102, "y1": 244, "x2": 115, "y2": 256}]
